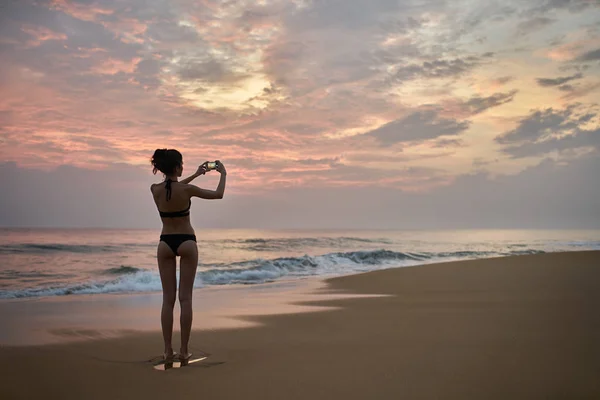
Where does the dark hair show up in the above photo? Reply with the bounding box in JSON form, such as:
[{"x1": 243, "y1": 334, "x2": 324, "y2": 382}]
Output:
[{"x1": 151, "y1": 148, "x2": 183, "y2": 175}]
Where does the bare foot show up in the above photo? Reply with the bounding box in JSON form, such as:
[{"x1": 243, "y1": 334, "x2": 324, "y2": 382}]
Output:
[{"x1": 164, "y1": 349, "x2": 175, "y2": 361}]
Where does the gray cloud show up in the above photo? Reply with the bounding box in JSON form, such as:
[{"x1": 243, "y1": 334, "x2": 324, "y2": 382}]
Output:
[
  {"x1": 525, "y1": 0, "x2": 599, "y2": 16},
  {"x1": 516, "y1": 16, "x2": 555, "y2": 35},
  {"x1": 144, "y1": 18, "x2": 201, "y2": 46},
  {"x1": 432, "y1": 138, "x2": 464, "y2": 148},
  {"x1": 576, "y1": 47, "x2": 600, "y2": 62},
  {"x1": 492, "y1": 76, "x2": 515, "y2": 85},
  {"x1": 284, "y1": 0, "x2": 409, "y2": 32},
  {"x1": 496, "y1": 105, "x2": 588, "y2": 143},
  {"x1": 560, "y1": 82, "x2": 600, "y2": 101},
  {"x1": 261, "y1": 0, "x2": 442, "y2": 98},
  {"x1": 495, "y1": 105, "x2": 600, "y2": 157},
  {"x1": 558, "y1": 84, "x2": 576, "y2": 91},
  {"x1": 133, "y1": 58, "x2": 164, "y2": 89},
  {"x1": 457, "y1": 3, "x2": 517, "y2": 36},
  {"x1": 536, "y1": 72, "x2": 583, "y2": 86},
  {"x1": 389, "y1": 53, "x2": 493, "y2": 84},
  {"x1": 365, "y1": 109, "x2": 470, "y2": 146},
  {"x1": 498, "y1": 132, "x2": 600, "y2": 158},
  {"x1": 460, "y1": 90, "x2": 518, "y2": 115},
  {"x1": 2, "y1": 155, "x2": 599, "y2": 229}
]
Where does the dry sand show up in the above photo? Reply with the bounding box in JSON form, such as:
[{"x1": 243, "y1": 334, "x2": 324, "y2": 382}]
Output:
[{"x1": 1, "y1": 251, "x2": 599, "y2": 399}]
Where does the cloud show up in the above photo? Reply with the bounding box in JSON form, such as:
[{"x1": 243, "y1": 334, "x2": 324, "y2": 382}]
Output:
[
  {"x1": 364, "y1": 109, "x2": 470, "y2": 146},
  {"x1": 295, "y1": 156, "x2": 343, "y2": 167},
  {"x1": 516, "y1": 16, "x2": 555, "y2": 35},
  {"x1": 526, "y1": 0, "x2": 599, "y2": 15},
  {"x1": 1, "y1": 0, "x2": 599, "y2": 206},
  {"x1": 454, "y1": 3, "x2": 517, "y2": 37},
  {"x1": 20, "y1": 24, "x2": 67, "y2": 47},
  {"x1": 284, "y1": 0, "x2": 410, "y2": 32},
  {"x1": 2, "y1": 154, "x2": 599, "y2": 229},
  {"x1": 177, "y1": 58, "x2": 249, "y2": 83},
  {"x1": 558, "y1": 84, "x2": 576, "y2": 91},
  {"x1": 560, "y1": 82, "x2": 600, "y2": 101},
  {"x1": 491, "y1": 76, "x2": 514, "y2": 86},
  {"x1": 536, "y1": 72, "x2": 583, "y2": 86},
  {"x1": 437, "y1": 90, "x2": 518, "y2": 120},
  {"x1": 431, "y1": 138, "x2": 464, "y2": 148},
  {"x1": 89, "y1": 56, "x2": 141, "y2": 75},
  {"x1": 458, "y1": 90, "x2": 518, "y2": 116},
  {"x1": 495, "y1": 104, "x2": 600, "y2": 157},
  {"x1": 576, "y1": 47, "x2": 600, "y2": 61},
  {"x1": 49, "y1": 0, "x2": 115, "y2": 22},
  {"x1": 388, "y1": 54, "x2": 493, "y2": 84},
  {"x1": 541, "y1": 34, "x2": 600, "y2": 62}
]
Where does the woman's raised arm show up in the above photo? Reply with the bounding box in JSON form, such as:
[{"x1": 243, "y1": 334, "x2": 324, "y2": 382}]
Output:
[{"x1": 180, "y1": 162, "x2": 208, "y2": 184}]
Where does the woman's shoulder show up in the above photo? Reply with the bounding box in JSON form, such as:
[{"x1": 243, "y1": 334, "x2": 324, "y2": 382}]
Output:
[{"x1": 150, "y1": 182, "x2": 166, "y2": 194}]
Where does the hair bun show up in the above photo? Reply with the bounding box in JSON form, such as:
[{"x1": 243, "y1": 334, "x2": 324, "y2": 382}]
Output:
[
  {"x1": 150, "y1": 148, "x2": 183, "y2": 175},
  {"x1": 154, "y1": 148, "x2": 167, "y2": 158}
]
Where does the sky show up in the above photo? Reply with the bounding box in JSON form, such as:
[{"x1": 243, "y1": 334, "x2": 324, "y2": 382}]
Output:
[{"x1": 0, "y1": 0, "x2": 599, "y2": 229}]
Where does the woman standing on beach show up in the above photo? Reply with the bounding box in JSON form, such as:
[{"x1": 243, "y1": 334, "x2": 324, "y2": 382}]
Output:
[{"x1": 150, "y1": 149, "x2": 227, "y2": 361}]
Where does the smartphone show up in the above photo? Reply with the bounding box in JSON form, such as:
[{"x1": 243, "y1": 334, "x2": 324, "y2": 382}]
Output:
[{"x1": 207, "y1": 161, "x2": 217, "y2": 170}]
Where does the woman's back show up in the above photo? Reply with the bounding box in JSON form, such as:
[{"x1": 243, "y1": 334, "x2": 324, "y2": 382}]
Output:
[{"x1": 151, "y1": 180, "x2": 194, "y2": 235}]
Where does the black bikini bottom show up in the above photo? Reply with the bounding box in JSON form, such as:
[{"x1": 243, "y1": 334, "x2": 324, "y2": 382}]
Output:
[{"x1": 160, "y1": 234, "x2": 197, "y2": 256}]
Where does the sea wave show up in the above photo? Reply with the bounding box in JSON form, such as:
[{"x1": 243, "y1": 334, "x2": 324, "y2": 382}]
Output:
[
  {"x1": 0, "y1": 269, "x2": 76, "y2": 280},
  {"x1": 103, "y1": 265, "x2": 144, "y2": 275},
  {"x1": 0, "y1": 270, "x2": 162, "y2": 299},
  {"x1": 0, "y1": 237, "x2": 392, "y2": 254},
  {"x1": 0, "y1": 248, "x2": 548, "y2": 299},
  {"x1": 0, "y1": 243, "x2": 154, "y2": 254},
  {"x1": 197, "y1": 249, "x2": 537, "y2": 285},
  {"x1": 222, "y1": 236, "x2": 395, "y2": 251}
]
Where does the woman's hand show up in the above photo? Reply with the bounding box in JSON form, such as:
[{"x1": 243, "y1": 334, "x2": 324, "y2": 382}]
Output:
[
  {"x1": 216, "y1": 160, "x2": 226, "y2": 175},
  {"x1": 196, "y1": 162, "x2": 209, "y2": 176}
]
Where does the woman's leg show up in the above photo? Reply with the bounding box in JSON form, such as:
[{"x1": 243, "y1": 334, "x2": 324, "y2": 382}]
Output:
[
  {"x1": 157, "y1": 241, "x2": 177, "y2": 356},
  {"x1": 177, "y1": 240, "x2": 199, "y2": 356}
]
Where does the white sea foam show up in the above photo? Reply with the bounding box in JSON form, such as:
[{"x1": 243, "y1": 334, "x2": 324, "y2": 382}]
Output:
[{"x1": 0, "y1": 248, "x2": 556, "y2": 298}]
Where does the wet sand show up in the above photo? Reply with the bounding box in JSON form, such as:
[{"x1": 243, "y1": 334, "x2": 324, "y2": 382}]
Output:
[{"x1": 1, "y1": 251, "x2": 599, "y2": 399}]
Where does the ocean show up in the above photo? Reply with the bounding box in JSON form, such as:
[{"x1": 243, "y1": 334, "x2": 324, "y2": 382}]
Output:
[{"x1": 1, "y1": 228, "x2": 599, "y2": 300}]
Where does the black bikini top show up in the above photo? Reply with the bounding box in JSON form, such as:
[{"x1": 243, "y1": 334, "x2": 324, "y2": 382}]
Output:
[{"x1": 158, "y1": 179, "x2": 191, "y2": 218}]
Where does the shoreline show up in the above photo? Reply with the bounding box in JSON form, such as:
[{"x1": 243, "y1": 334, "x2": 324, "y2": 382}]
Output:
[
  {"x1": 2, "y1": 250, "x2": 599, "y2": 399},
  {"x1": 0, "y1": 250, "x2": 595, "y2": 346},
  {"x1": 0, "y1": 249, "x2": 574, "y2": 304},
  {"x1": 0, "y1": 275, "x2": 388, "y2": 347}
]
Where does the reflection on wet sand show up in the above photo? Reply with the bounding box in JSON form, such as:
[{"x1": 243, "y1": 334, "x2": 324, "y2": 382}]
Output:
[
  {"x1": 153, "y1": 356, "x2": 208, "y2": 371},
  {"x1": 0, "y1": 277, "x2": 389, "y2": 346}
]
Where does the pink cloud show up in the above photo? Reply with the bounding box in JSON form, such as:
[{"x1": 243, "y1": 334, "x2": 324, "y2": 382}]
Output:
[
  {"x1": 89, "y1": 57, "x2": 142, "y2": 75},
  {"x1": 49, "y1": 0, "x2": 114, "y2": 22},
  {"x1": 72, "y1": 47, "x2": 108, "y2": 58},
  {"x1": 100, "y1": 18, "x2": 148, "y2": 44},
  {"x1": 541, "y1": 37, "x2": 600, "y2": 61},
  {"x1": 2, "y1": 0, "x2": 598, "y2": 196},
  {"x1": 20, "y1": 25, "x2": 67, "y2": 47}
]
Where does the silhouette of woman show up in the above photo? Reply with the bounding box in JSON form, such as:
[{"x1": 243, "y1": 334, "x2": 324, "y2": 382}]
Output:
[{"x1": 150, "y1": 149, "x2": 226, "y2": 361}]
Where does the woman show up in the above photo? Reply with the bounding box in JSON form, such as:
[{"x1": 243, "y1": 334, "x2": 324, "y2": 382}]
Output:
[{"x1": 150, "y1": 148, "x2": 227, "y2": 362}]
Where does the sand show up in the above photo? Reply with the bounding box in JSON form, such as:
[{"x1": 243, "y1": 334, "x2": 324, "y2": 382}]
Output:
[{"x1": 1, "y1": 251, "x2": 599, "y2": 399}]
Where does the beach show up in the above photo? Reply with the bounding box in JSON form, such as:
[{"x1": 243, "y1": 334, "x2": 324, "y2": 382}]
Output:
[{"x1": 1, "y1": 250, "x2": 599, "y2": 399}]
